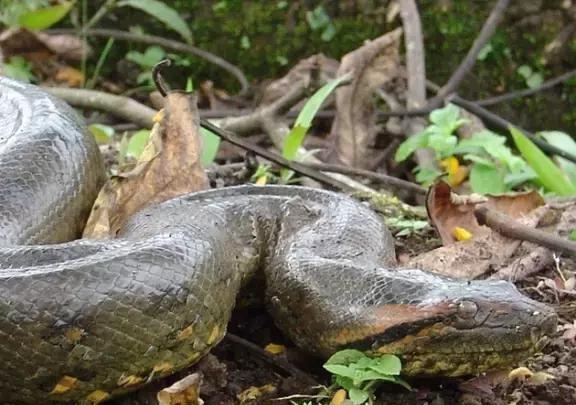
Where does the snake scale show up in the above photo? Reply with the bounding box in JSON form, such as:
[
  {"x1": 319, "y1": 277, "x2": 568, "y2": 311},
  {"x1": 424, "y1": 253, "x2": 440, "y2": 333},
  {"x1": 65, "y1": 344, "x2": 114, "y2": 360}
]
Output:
[{"x1": 0, "y1": 77, "x2": 557, "y2": 404}]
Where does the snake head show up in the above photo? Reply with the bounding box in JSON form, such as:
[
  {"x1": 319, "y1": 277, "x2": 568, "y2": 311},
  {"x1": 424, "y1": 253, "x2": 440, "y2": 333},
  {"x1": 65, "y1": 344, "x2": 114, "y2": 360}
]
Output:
[{"x1": 325, "y1": 271, "x2": 557, "y2": 377}]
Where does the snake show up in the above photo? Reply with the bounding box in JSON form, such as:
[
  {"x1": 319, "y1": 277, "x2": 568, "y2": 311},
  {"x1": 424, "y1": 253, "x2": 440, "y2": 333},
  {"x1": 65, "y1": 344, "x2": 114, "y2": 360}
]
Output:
[{"x1": 0, "y1": 77, "x2": 557, "y2": 404}]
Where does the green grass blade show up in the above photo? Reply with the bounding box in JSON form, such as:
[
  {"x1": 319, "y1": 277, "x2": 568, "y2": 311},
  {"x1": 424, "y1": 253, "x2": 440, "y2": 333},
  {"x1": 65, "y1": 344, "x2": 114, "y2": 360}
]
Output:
[
  {"x1": 118, "y1": 0, "x2": 193, "y2": 44},
  {"x1": 510, "y1": 126, "x2": 576, "y2": 196}
]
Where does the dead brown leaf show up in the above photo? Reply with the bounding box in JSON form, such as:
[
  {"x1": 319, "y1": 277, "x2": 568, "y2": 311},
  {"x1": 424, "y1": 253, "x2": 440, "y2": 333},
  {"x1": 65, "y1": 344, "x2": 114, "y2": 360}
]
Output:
[
  {"x1": 328, "y1": 28, "x2": 403, "y2": 169},
  {"x1": 0, "y1": 28, "x2": 88, "y2": 61},
  {"x1": 259, "y1": 53, "x2": 340, "y2": 106},
  {"x1": 157, "y1": 373, "x2": 203, "y2": 405},
  {"x1": 54, "y1": 66, "x2": 84, "y2": 87},
  {"x1": 407, "y1": 181, "x2": 545, "y2": 279},
  {"x1": 83, "y1": 91, "x2": 209, "y2": 238}
]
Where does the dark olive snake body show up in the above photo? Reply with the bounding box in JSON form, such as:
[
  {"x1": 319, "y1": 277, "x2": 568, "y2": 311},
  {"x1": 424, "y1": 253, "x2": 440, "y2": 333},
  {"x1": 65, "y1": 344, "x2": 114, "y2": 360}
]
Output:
[{"x1": 0, "y1": 78, "x2": 557, "y2": 404}]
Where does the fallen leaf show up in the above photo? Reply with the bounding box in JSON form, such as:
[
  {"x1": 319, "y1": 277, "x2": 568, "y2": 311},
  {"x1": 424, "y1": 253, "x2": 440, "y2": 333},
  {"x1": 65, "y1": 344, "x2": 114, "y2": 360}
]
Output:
[
  {"x1": 260, "y1": 53, "x2": 339, "y2": 106},
  {"x1": 264, "y1": 343, "x2": 286, "y2": 355},
  {"x1": 330, "y1": 389, "x2": 347, "y2": 405},
  {"x1": 407, "y1": 181, "x2": 545, "y2": 279},
  {"x1": 83, "y1": 91, "x2": 209, "y2": 238},
  {"x1": 508, "y1": 367, "x2": 533, "y2": 381},
  {"x1": 328, "y1": 28, "x2": 402, "y2": 169},
  {"x1": 0, "y1": 28, "x2": 89, "y2": 61},
  {"x1": 54, "y1": 66, "x2": 84, "y2": 87},
  {"x1": 157, "y1": 373, "x2": 203, "y2": 405},
  {"x1": 50, "y1": 376, "x2": 77, "y2": 394},
  {"x1": 236, "y1": 384, "x2": 276, "y2": 404}
]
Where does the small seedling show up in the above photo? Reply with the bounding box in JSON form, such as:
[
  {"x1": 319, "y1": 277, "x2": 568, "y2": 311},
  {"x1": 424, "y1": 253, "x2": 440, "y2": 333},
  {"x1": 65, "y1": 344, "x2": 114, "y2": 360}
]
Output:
[{"x1": 323, "y1": 349, "x2": 409, "y2": 404}]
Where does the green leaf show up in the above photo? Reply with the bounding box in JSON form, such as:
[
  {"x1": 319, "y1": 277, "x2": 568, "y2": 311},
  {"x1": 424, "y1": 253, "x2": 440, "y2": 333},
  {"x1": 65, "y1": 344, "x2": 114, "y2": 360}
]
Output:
[
  {"x1": 527, "y1": 73, "x2": 543, "y2": 89},
  {"x1": 325, "y1": 349, "x2": 366, "y2": 365},
  {"x1": 127, "y1": 129, "x2": 151, "y2": 158},
  {"x1": 118, "y1": 0, "x2": 193, "y2": 44},
  {"x1": 368, "y1": 355, "x2": 402, "y2": 375},
  {"x1": 323, "y1": 364, "x2": 355, "y2": 379},
  {"x1": 429, "y1": 104, "x2": 467, "y2": 134},
  {"x1": 394, "y1": 130, "x2": 430, "y2": 162},
  {"x1": 3, "y1": 56, "x2": 35, "y2": 83},
  {"x1": 283, "y1": 72, "x2": 352, "y2": 160},
  {"x1": 414, "y1": 167, "x2": 442, "y2": 186},
  {"x1": 334, "y1": 375, "x2": 354, "y2": 390},
  {"x1": 517, "y1": 65, "x2": 532, "y2": 79},
  {"x1": 126, "y1": 46, "x2": 166, "y2": 68},
  {"x1": 200, "y1": 127, "x2": 220, "y2": 165},
  {"x1": 321, "y1": 23, "x2": 336, "y2": 42},
  {"x1": 348, "y1": 387, "x2": 370, "y2": 405},
  {"x1": 89, "y1": 124, "x2": 115, "y2": 145},
  {"x1": 510, "y1": 126, "x2": 576, "y2": 196},
  {"x1": 569, "y1": 229, "x2": 576, "y2": 241},
  {"x1": 539, "y1": 131, "x2": 576, "y2": 187},
  {"x1": 18, "y1": 1, "x2": 74, "y2": 30},
  {"x1": 470, "y1": 163, "x2": 507, "y2": 194}
]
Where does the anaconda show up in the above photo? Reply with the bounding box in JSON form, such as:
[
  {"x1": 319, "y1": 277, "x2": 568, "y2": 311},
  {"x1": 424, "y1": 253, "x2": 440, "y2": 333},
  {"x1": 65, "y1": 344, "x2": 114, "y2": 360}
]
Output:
[{"x1": 0, "y1": 77, "x2": 557, "y2": 403}]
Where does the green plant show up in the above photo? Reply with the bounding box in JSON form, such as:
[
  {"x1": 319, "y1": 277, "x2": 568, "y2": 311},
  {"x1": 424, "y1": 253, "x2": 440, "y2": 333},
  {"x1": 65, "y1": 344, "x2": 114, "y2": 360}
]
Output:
[
  {"x1": 323, "y1": 350, "x2": 409, "y2": 404},
  {"x1": 517, "y1": 65, "x2": 543, "y2": 89},
  {"x1": 306, "y1": 5, "x2": 336, "y2": 42},
  {"x1": 125, "y1": 46, "x2": 167, "y2": 86},
  {"x1": 510, "y1": 127, "x2": 576, "y2": 196},
  {"x1": 116, "y1": 0, "x2": 192, "y2": 44},
  {"x1": 281, "y1": 72, "x2": 352, "y2": 182},
  {"x1": 0, "y1": 0, "x2": 73, "y2": 29},
  {"x1": 395, "y1": 104, "x2": 536, "y2": 194},
  {"x1": 2, "y1": 56, "x2": 36, "y2": 83}
]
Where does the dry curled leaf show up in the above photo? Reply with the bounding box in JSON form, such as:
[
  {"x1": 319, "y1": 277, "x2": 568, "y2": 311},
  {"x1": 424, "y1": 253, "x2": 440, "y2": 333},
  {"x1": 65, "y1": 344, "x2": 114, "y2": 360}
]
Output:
[
  {"x1": 83, "y1": 91, "x2": 209, "y2": 238},
  {"x1": 260, "y1": 53, "x2": 339, "y2": 105},
  {"x1": 329, "y1": 28, "x2": 402, "y2": 169},
  {"x1": 157, "y1": 373, "x2": 203, "y2": 405},
  {"x1": 408, "y1": 181, "x2": 545, "y2": 279}
]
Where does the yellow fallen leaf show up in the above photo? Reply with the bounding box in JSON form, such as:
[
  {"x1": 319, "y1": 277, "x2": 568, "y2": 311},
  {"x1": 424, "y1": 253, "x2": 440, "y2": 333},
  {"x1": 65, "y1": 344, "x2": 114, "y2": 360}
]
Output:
[
  {"x1": 54, "y1": 66, "x2": 85, "y2": 87},
  {"x1": 86, "y1": 390, "x2": 110, "y2": 404},
  {"x1": 264, "y1": 343, "x2": 286, "y2": 355},
  {"x1": 117, "y1": 374, "x2": 143, "y2": 387},
  {"x1": 452, "y1": 226, "x2": 472, "y2": 241},
  {"x1": 440, "y1": 156, "x2": 469, "y2": 187},
  {"x1": 237, "y1": 384, "x2": 276, "y2": 403},
  {"x1": 330, "y1": 389, "x2": 347, "y2": 405},
  {"x1": 157, "y1": 373, "x2": 202, "y2": 405},
  {"x1": 50, "y1": 376, "x2": 77, "y2": 394},
  {"x1": 529, "y1": 371, "x2": 555, "y2": 384},
  {"x1": 508, "y1": 367, "x2": 533, "y2": 381}
]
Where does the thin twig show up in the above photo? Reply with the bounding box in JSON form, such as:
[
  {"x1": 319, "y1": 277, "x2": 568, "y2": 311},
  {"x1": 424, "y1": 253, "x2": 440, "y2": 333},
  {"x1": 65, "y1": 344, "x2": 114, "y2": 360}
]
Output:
[
  {"x1": 451, "y1": 95, "x2": 576, "y2": 164},
  {"x1": 199, "y1": 119, "x2": 356, "y2": 192},
  {"x1": 47, "y1": 28, "x2": 249, "y2": 95},
  {"x1": 426, "y1": 0, "x2": 511, "y2": 109},
  {"x1": 475, "y1": 207, "x2": 576, "y2": 257},
  {"x1": 303, "y1": 162, "x2": 426, "y2": 195},
  {"x1": 224, "y1": 333, "x2": 317, "y2": 385},
  {"x1": 475, "y1": 69, "x2": 576, "y2": 106}
]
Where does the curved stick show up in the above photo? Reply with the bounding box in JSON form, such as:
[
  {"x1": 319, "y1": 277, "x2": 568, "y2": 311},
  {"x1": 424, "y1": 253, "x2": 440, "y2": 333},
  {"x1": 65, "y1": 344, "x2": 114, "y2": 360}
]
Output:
[{"x1": 48, "y1": 28, "x2": 250, "y2": 95}]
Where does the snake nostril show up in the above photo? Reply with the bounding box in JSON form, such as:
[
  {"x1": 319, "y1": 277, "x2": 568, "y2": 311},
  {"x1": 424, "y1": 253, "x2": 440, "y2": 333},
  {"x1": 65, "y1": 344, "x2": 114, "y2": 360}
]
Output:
[{"x1": 457, "y1": 300, "x2": 478, "y2": 319}]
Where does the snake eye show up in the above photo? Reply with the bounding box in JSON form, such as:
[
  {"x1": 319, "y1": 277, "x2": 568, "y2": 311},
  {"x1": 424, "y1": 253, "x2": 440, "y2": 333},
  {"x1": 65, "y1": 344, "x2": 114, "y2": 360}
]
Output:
[{"x1": 457, "y1": 300, "x2": 478, "y2": 319}]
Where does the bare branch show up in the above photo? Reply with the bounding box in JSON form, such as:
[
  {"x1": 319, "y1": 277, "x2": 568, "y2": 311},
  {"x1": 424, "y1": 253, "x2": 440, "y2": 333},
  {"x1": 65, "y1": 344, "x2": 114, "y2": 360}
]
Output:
[
  {"x1": 426, "y1": 0, "x2": 510, "y2": 108},
  {"x1": 47, "y1": 28, "x2": 250, "y2": 95},
  {"x1": 475, "y1": 69, "x2": 576, "y2": 106}
]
